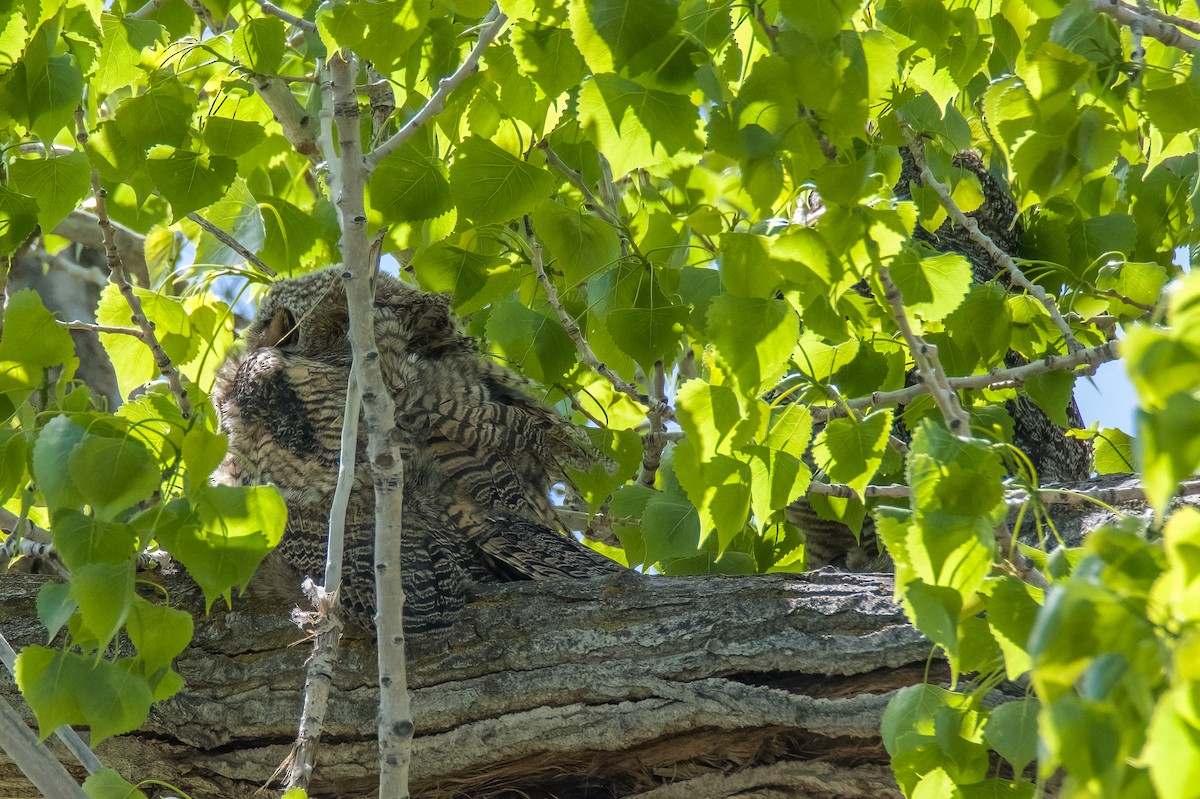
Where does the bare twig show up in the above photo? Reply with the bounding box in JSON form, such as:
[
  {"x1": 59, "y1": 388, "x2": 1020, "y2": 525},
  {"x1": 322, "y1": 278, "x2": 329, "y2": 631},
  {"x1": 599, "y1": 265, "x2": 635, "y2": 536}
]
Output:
[
  {"x1": 127, "y1": 0, "x2": 170, "y2": 19},
  {"x1": 330, "y1": 51, "x2": 414, "y2": 797},
  {"x1": 538, "y1": 142, "x2": 619, "y2": 227},
  {"x1": 31, "y1": 248, "x2": 107, "y2": 287},
  {"x1": 250, "y1": 0, "x2": 318, "y2": 34},
  {"x1": 1091, "y1": 0, "x2": 1200, "y2": 52},
  {"x1": 365, "y1": 64, "x2": 396, "y2": 148},
  {"x1": 524, "y1": 218, "x2": 669, "y2": 420},
  {"x1": 284, "y1": 59, "x2": 347, "y2": 795},
  {"x1": 52, "y1": 211, "x2": 149, "y2": 286},
  {"x1": 875, "y1": 263, "x2": 970, "y2": 433},
  {"x1": 810, "y1": 341, "x2": 1120, "y2": 423},
  {"x1": 0, "y1": 633, "x2": 102, "y2": 777},
  {"x1": 59, "y1": 320, "x2": 142, "y2": 337},
  {"x1": 251, "y1": 75, "x2": 322, "y2": 165},
  {"x1": 902, "y1": 128, "x2": 1085, "y2": 353},
  {"x1": 0, "y1": 256, "x2": 9, "y2": 341},
  {"x1": 365, "y1": 5, "x2": 507, "y2": 170},
  {"x1": 0, "y1": 695, "x2": 89, "y2": 798},
  {"x1": 187, "y1": 213, "x2": 276, "y2": 277},
  {"x1": 76, "y1": 109, "x2": 193, "y2": 420},
  {"x1": 639, "y1": 360, "x2": 668, "y2": 486}
]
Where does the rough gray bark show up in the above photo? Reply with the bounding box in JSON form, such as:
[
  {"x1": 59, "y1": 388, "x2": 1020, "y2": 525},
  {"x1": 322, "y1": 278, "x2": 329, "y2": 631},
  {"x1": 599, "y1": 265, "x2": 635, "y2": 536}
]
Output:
[{"x1": 0, "y1": 569, "x2": 925, "y2": 799}]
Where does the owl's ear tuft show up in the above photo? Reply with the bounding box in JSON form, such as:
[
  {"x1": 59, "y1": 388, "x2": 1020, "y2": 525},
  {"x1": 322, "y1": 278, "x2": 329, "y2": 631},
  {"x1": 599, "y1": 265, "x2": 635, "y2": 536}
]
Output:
[{"x1": 265, "y1": 307, "x2": 300, "y2": 349}]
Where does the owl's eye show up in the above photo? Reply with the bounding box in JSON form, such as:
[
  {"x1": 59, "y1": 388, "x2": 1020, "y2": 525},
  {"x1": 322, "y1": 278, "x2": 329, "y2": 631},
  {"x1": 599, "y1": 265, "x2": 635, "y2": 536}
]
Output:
[{"x1": 264, "y1": 307, "x2": 300, "y2": 349}]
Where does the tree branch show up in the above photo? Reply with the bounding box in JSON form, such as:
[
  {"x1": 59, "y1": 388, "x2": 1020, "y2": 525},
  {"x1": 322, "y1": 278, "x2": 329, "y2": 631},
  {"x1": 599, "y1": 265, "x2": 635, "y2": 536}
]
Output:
[
  {"x1": 329, "y1": 50, "x2": 414, "y2": 797},
  {"x1": 76, "y1": 110, "x2": 193, "y2": 420},
  {"x1": 249, "y1": 0, "x2": 317, "y2": 34},
  {"x1": 1091, "y1": 0, "x2": 1200, "y2": 52},
  {"x1": 810, "y1": 341, "x2": 1119, "y2": 423},
  {"x1": 187, "y1": 213, "x2": 276, "y2": 277},
  {"x1": 365, "y1": 6, "x2": 507, "y2": 171},
  {"x1": 902, "y1": 128, "x2": 1085, "y2": 353},
  {"x1": 523, "y1": 218, "x2": 670, "y2": 420}
]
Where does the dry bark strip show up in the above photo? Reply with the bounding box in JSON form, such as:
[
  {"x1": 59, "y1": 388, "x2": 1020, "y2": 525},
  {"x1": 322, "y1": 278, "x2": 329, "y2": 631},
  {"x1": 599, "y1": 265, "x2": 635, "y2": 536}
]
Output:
[{"x1": 0, "y1": 570, "x2": 926, "y2": 799}]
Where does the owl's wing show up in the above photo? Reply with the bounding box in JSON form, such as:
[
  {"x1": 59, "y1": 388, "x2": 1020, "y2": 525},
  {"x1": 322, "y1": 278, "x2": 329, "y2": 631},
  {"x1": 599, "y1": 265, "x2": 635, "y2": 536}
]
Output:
[{"x1": 474, "y1": 516, "x2": 629, "y2": 581}]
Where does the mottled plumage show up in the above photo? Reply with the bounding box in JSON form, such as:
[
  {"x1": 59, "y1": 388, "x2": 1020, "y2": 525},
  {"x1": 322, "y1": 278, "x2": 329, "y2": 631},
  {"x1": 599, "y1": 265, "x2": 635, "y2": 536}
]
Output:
[{"x1": 214, "y1": 268, "x2": 625, "y2": 632}]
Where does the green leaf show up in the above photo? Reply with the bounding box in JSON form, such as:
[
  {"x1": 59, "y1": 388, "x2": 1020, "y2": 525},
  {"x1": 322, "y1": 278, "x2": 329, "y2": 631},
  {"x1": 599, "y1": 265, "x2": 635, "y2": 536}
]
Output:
[
  {"x1": 577, "y1": 74, "x2": 703, "y2": 177},
  {"x1": 569, "y1": 0, "x2": 678, "y2": 73},
  {"x1": 127, "y1": 594, "x2": 193, "y2": 674},
  {"x1": 71, "y1": 561, "x2": 136, "y2": 650},
  {"x1": 67, "y1": 434, "x2": 161, "y2": 520},
  {"x1": 113, "y1": 78, "x2": 195, "y2": 150},
  {"x1": 7, "y1": 151, "x2": 91, "y2": 233},
  {"x1": 0, "y1": 185, "x2": 40, "y2": 257},
  {"x1": 567, "y1": 427, "x2": 643, "y2": 512},
  {"x1": 36, "y1": 581, "x2": 76, "y2": 642},
  {"x1": 201, "y1": 115, "x2": 266, "y2": 158},
  {"x1": 1096, "y1": 260, "x2": 1167, "y2": 318},
  {"x1": 1093, "y1": 427, "x2": 1134, "y2": 475},
  {"x1": 812, "y1": 410, "x2": 892, "y2": 497},
  {"x1": 15, "y1": 646, "x2": 155, "y2": 744},
  {"x1": 410, "y1": 242, "x2": 510, "y2": 313},
  {"x1": 96, "y1": 14, "x2": 161, "y2": 95},
  {"x1": 156, "y1": 486, "x2": 286, "y2": 610},
  {"x1": 707, "y1": 295, "x2": 798, "y2": 393},
  {"x1": 317, "y1": 0, "x2": 430, "y2": 73},
  {"x1": 718, "y1": 232, "x2": 784, "y2": 298},
  {"x1": 370, "y1": 139, "x2": 453, "y2": 225},
  {"x1": 0, "y1": 428, "x2": 29, "y2": 504},
  {"x1": 885, "y1": 248, "x2": 973, "y2": 322},
  {"x1": 986, "y1": 574, "x2": 1038, "y2": 679},
  {"x1": 96, "y1": 284, "x2": 195, "y2": 400},
  {"x1": 485, "y1": 298, "x2": 577, "y2": 382},
  {"x1": 533, "y1": 200, "x2": 621, "y2": 288},
  {"x1": 0, "y1": 289, "x2": 76, "y2": 367},
  {"x1": 146, "y1": 146, "x2": 238, "y2": 221},
  {"x1": 604, "y1": 303, "x2": 688, "y2": 372},
  {"x1": 51, "y1": 510, "x2": 139, "y2": 569},
  {"x1": 747, "y1": 443, "x2": 811, "y2": 526},
  {"x1": 1024, "y1": 370, "x2": 1076, "y2": 429},
  {"x1": 448, "y1": 136, "x2": 556, "y2": 227},
  {"x1": 232, "y1": 16, "x2": 285, "y2": 73},
  {"x1": 21, "y1": 32, "x2": 84, "y2": 140},
  {"x1": 511, "y1": 22, "x2": 588, "y2": 97},
  {"x1": 675, "y1": 378, "x2": 761, "y2": 461},
  {"x1": 984, "y1": 699, "x2": 1039, "y2": 774},
  {"x1": 84, "y1": 769, "x2": 150, "y2": 799},
  {"x1": 673, "y1": 438, "x2": 751, "y2": 548},
  {"x1": 1146, "y1": 683, "x2": 1200, "y2": 799},
  {"x1": 1137, "y1": 396, "x2": 1200, "y2": 517},
  {"x1": 1144, "y1": 65, "x2": 1200, "y2": 137},
  {"x1": 639, "y1": 486, "x2": 702, "y2": 567},
  {"x1": 32, "y1": 415, "x2": 87, "y2": 510}
]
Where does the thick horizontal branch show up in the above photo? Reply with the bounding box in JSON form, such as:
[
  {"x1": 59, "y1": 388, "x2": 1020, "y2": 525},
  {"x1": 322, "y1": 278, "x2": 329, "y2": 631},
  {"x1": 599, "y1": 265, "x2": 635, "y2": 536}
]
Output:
[
  {"x1": 1091, "y1": 0, "x2": 1200, "y2": 52},
  {"x1": 0, "y1": 571, "x2": 924, "y2": 799}
]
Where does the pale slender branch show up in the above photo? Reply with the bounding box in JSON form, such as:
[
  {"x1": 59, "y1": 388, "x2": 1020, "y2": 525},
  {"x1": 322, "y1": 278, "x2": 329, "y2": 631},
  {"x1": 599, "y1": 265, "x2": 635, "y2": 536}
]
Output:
[
  {"x1": 0, "y1": 695, "x2": 89, "y2": 798},
  {"x1": 330, "y1": 51, "x2": 413, "y2": 797},
  {"x1": 60, "y1": 320, "x2": 143, "y2": 337},
  {"x1": 186, "y1": 213, "x2": 276, "y2": 277},
  {"x1": 250, "y1": 0, "x2": 318, "y2": 34},
  {"x1": 1117, "y1": 0, "x2": 1200, "y2": 33},
  {"x1": 524, "y1": 218, "x2": 670, "y2": 420},
  {"x1": 284, "y1": 59, "x2": 345, "y2": 796},
  {"x1": 365, "y1": 5, "x2": 507, "y2": 170},
  {"x1": 0, "y1": 536, "x2": 56, "y2": 563},
  {"x1": 31, "y1": 248, "x2": 107, "y2": 287},
  {"x1": 810, "y1": 341, "x2": 1120, "y2": 423},
  {"x1": 186, "y1": 0, "x2": 224, "y2": 32},
  {"x1": 902, "y1": 128, "x2": 1085, "y2": 353},
  {"x1": 808, "y1": 482, "x2": 911, "y2": 501},
  {"x1": 1091, "y1": 0, "x2": 1200, "y2": 51},
  {"x1": 0, "y1": 632, "x2": 102, "y2": 777},
  {"x1": 1095, "y1": 286, "x2": 1154, "y2": 314},
  {"x1": 639, "y1": 360, "x2": 668, "y2": 487},
  {"x1": 127, "y1": 0, "x2": 170, "y2": 20},
  {"x1": 875, "y1": 263, "x2": 970, "y2": 433},
  {"x1": 0, "y1": 256, "x2": 9, "y2": 341},
  {"x1": 52, "y1": 211, "x2": 149, "y2": 286},
  {"x1": 76, "y1": 110, "x2": 193, "y2": 420},
  {"x1": 251, "y1": 75, "x2": 322, "y2": 165},
  {"x1": 365, "y1": 64, "x2": 396, "y2": 148},
  {"x1": 538, "y1": 142, "x2": 619, "y2": 227}
]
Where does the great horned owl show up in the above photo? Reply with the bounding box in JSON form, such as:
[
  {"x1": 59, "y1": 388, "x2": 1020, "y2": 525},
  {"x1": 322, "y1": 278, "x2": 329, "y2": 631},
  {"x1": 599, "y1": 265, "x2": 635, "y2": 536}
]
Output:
[{"x1": 213, "y1": 268, "x2": 626, "y2": 632}]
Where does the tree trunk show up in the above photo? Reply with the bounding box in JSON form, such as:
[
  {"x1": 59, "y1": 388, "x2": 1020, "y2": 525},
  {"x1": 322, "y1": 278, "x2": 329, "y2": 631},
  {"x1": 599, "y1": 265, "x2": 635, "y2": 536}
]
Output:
[{"x1": 0, "y1": 570, "x2": 926, "y2": 798}]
